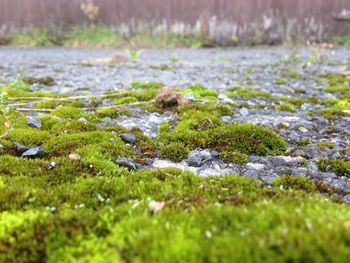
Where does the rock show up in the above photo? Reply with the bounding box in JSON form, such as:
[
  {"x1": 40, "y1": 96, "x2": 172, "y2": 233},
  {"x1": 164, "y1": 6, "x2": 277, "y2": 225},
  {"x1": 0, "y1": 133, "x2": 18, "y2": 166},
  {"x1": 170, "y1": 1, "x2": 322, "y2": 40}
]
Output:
[
  {"x1": 304, "y1": 145, "x2": 328, "y2": 159},
  {"x1": 211, "y1": 150, "x2": 220, "y2": 158},
  {"x1": 246, "y1": 163, "x2": 265, "y2": 171},
  {"x1": 155, "y1": 86, "x2": 189, "y2": 109},
  {"x1": 69, "y1": 153, "x2": 81, "y2": 161},
  {"x1": 343, "y1": 194, "x2": 350, "y2": 204},
  {"x1": 221, "y1": 116, "x2": 232, "y2": 123},
  {"x1": 298, "y1": 127, "x2": 308, "y2": 133},
  {"x1": 22, "y1": 146, "x2": 45, "y2": 158},
  {"x1": 120, "y1": 133, "x2": 137, "y2": 144},
  {"x1": 13, "y1": 142, "x2": 30, "y2": 154},
  {"x1": 187, "y1": 150, "x2": 203, "y2": 167},
  {"x1": 307, "y1": 162, "x2": 319, "y2": 172},
  {"x1": 116, "y1": 157, "x2": 137, "y2": 170},
  {"x1": 28, "y1": 117, "x2": 42, "y2": 129},
  {"x1": 200, "y1": 149, "x2": 212, "y2": 160},
  {"x1": 238, "y1": 107, "x2": 249, "y2": 117},
  {"x1": 218, "y1": 94, "x2": 234, "y2": 104},
  {"x1": 78, "y1": 117, "x2": 88, "y2": 123},
  {"x1": 271, "y1": 156, "x2": 305, "y2": 167}
]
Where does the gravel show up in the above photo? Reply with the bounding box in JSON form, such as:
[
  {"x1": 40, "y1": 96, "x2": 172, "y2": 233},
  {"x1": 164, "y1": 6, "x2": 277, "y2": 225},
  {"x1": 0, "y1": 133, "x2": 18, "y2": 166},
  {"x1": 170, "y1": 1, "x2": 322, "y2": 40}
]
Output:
[{"x1": 2, "y1": 47, "x2": 350, "y2": 201}]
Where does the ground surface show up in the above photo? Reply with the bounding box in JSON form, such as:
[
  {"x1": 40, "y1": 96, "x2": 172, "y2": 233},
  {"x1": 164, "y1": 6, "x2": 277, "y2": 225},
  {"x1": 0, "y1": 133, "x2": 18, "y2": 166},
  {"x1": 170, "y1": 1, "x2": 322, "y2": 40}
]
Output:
[{"x1": 1, "y1": 46, "x2": 350, "y2": 262}]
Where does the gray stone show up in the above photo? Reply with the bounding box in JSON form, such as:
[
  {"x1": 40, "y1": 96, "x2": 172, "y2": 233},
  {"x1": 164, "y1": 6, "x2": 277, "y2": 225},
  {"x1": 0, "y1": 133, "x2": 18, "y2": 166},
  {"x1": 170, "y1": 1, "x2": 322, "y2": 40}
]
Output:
[
  {"x1": 307, "y1": 162, "x2": 319, "y2": 172},
  {"x1": 211, "y1": 150, "x2": 220, "y2": 158},
  {"x1": 248, "y1": 155, "x2": 261, "y2": 163},
  {"x1": 28, "y1": 117, "x2": 42, "y2": 129},
  {"x1": 13, "y1": 142, "x2": 30, "y2": 154},
  {"x1": 238, "y1": 107, "x2": 249, "y2": 117},
  {"x1": 200, "y1": 149, "x2": 212, "y2": 160},
  {"x1": 116, "y1": 157, "x2": 137, "y2": 171},
  {"x1": 187, "y1": 150, "x2": 203, "y2": 167},
  {"x1": 246, "y1": 163, "x2": 265, "y2": 170},
  {"x1": 221, "y1": 116, "x2": 232, "y2": 123},
  {"x1": 120, "y1": 133, "x2": 137, "y2": 144},
  {"x1": 303, "y1": 145, "x2": 327, "y2": 159},
  {"x1": 22, "y1": 146, "x2": 45, "y2": 158},
  {"x1": 78, "y1": 117, "x2": 88, "y2": 123}
]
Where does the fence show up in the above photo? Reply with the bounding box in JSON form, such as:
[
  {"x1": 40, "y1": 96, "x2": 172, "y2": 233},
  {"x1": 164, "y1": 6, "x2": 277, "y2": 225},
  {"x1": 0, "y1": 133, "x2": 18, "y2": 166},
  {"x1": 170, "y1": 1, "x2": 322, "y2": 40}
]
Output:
[{"x1": 1, "y1": 0, "x2": 350, "y2": 44}]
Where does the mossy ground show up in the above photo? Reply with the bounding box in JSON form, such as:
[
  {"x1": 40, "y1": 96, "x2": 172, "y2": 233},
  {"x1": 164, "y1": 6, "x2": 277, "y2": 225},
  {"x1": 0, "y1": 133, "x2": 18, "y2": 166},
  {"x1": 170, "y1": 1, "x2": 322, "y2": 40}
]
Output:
[{"x1": 1, "y1": 78, "x2": 350, "y2": 262}]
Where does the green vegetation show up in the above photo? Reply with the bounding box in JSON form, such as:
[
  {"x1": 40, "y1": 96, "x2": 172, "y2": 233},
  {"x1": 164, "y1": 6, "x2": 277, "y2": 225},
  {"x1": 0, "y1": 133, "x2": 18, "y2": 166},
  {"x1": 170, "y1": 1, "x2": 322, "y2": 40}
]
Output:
[
  {"x1": 2, "y1": 166, "x2": 350, "y2": 262},
  {"x1": 64, "y1": 25, "x2": 122, "y2": 48},
  {"x1": 10, "y1": 28, "x2": 58, "y2": 46},
  {"x1": 6, "y1": 25, "x2": 212, "y2": 49},
  {"x1": 183, "y1": 84, "x2": 218, "y2": 100},
  {"x1": 275, "y1": 103, "x2": 296, "y2": 112},
  {"x1": 273, "y1": 175, "x2": 317, "y2": 193},
  {"x1": 158, "y1": 106, "x2": 287, "y2": 159},
  {"x1": 2, "y1": 77, "x2": 350, "y2": 261},
  {"x1": 226, "y1": 86, "x2": 272, "y2": 100},
  {"x1": 318, "y1": 159, "x2": 350, "y2": 177}
]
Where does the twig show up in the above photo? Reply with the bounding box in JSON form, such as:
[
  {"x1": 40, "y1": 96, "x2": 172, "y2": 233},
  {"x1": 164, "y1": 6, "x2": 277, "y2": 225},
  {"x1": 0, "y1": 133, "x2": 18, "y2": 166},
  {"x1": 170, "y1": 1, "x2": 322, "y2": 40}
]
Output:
[
  {"x1": 8, "y1": 91, "x2": 129, "y2": 102},
  {"x1": 0, "y1": 108, "x2": 13, "y2": 139}
]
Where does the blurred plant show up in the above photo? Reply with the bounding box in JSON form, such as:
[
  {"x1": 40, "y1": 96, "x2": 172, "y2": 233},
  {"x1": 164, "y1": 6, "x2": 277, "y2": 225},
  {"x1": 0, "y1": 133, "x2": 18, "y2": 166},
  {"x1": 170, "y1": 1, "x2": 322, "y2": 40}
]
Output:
[
  {"x1": 126, "y1": 49, "x2": 143, "y2": 61},
  {"x1": 80, "y1": 0, "x2": 100, "y2": 26},
  {"x1": 169, "y1": 55, "x2": 179, "y2": 63},
  {"x1": 0, "y1": 87, "x2": 11, "y2": 139}
]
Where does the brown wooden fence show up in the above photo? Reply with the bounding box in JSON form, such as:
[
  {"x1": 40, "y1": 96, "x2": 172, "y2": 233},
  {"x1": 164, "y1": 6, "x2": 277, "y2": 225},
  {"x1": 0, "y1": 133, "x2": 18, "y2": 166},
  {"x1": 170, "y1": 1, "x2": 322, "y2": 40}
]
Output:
[{"x1": 1, "y1": 0, "x2": 350, "y2": 44}]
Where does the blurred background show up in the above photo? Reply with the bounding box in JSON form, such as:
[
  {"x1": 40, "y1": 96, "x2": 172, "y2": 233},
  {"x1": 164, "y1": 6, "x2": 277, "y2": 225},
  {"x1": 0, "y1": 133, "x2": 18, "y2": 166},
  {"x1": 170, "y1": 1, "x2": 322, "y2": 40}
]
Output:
[{"x1": 1, "y1": 0, "x2": 350, "y2": 47}]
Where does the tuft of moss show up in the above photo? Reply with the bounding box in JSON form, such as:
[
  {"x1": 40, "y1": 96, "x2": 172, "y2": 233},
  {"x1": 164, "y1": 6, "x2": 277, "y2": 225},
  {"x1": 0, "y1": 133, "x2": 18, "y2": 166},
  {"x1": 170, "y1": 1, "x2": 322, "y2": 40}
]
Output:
[
  {"x1": 226, "y1": 86, "x2": 272, "y2": 100},
  {"x1": 158, "y1": 109, "x2": 287, "y2": 158},
  {"x1": 160, "y1": 142, "x2": 189, "y2": 162},
  {"x1": 96, "y1": 107, "x2": 122, "y2": 118},
  {"x1": 273, "y1": 175, "x2": 317, "y2": 193},
  {"x1": 220, "y1": 151, "x2": 248, "y2": 164},
  {"x1": 183, "y1": 84, "x2": 218, "y2": 100},
  {"x1": 275, "y1": 103, "x2": 296, "y2": 112},
  {"x1": 275, "y1": 79, "x2": 288, "y2": 85},
  {"x1": 317, "y1": 159, "x2": 350, "y2": 177}
]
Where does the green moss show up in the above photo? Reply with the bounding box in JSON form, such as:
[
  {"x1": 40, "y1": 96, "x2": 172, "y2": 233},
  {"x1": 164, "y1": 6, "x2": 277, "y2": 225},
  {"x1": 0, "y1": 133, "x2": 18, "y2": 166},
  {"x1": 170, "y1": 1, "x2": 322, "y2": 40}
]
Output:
[
  {"x1": 273, "y1": 175, "x2": 317, "y2": 192},
  {"x1": 5, "y1": 129, "x2": 51, "y2": 147},
  {"x1": 34, "y1": 100, "x2": 61, "y2": 109},
  {"x1": 22, "y1": 76, "x2": 54, "y2": 86},
  {"x1": 51, "y1": 106, "x2": 97, "y2": 122},
  {"x1": 275, "y1": 103, "x2": 296, "y2": 112},
  {"x1": 226, "y1": 86, "x2": 272, "y2": 100},
  {"x1": 323, "y1": 85, "x2": 350, "y2": 94},
  {"x1": 275, "y1": 79, "x2": 288, "y2": 85},
  {"x1": 44, "y1": 131, "x2": 132, "y2": 158},
  {"x1": 1, "y1": 170, "x2": 350, "y2": 262},
  {"x1": 317, "y1": 159, "x2": 350, "y2": 177},
  {"x1": 317, "y1": 141, "x2": 335, "y2": 150},
  {"x1": 96, "y1": 107, "x2": 122, "y2": 118},
  {"x1": 160, "y1": 142, "x2": 189, "y2": 162},
  {"x1": 113, "y1": 96, "x2": 138, "y2": 105},
  {"x1": 296, "y1": 138, "x2": 311, "y2": 147},
  {"x1": 220, "y1": 151, "x2": 248, "y2": 164},
  {"x1": 158, "y1": 110, "x2": 287, "y2": 158},
  {"x1": 178, "y1": 103, "x2": 233, "y2": 116},
  {"x1": 183, "y1": 84, "x2": 218, "y2": 100}
]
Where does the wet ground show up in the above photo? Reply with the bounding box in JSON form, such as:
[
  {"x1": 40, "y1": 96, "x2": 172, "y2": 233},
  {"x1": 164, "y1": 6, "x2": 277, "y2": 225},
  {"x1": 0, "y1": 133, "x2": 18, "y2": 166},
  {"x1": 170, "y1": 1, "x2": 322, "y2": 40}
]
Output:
[{"x1": 1, "y1": 46, "x2": 350, "y2": 201}]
